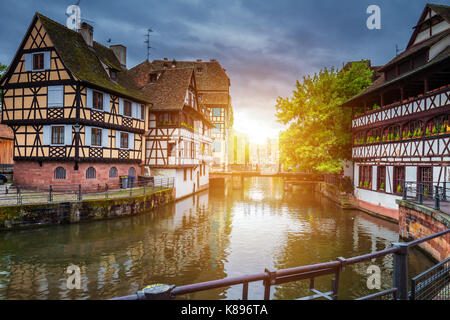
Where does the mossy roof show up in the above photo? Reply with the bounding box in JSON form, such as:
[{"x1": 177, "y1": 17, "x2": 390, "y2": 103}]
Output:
[{"x1": 37, "y1": 13, "x2": 149, "y2": 103}]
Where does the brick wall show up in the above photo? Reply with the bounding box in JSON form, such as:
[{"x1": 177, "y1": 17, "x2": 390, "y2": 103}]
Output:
[
  {"x1": 397, "y1": 200, "x2": 449, "y2": 261},
  {"x1": 13, "y1": 161, "x2": 141, "y2": 187}
]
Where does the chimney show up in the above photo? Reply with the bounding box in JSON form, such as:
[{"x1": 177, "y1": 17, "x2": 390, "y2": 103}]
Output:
[
  {"x1": 110, "y1": 44, "x2": 127, "y2": 69},
  {"x1": 78, "y1": 22, "x2": 94, "y2": 48},
  {"x1": 163, "y1": 57, "x2": 168, "y2": 61},
  {"x1": 197, "y1": 59, "x2": 202, "y2": 62}
]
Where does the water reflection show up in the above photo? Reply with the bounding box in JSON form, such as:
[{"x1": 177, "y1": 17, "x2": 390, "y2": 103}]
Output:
[{"x1": 0, "y1": 177, "x2": 434, "y2": 300}]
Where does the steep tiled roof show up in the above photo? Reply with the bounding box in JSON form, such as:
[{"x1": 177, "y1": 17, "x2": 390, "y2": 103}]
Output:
[
  {"x1": 137, "y1": 67, "x2": 194, "y2": 111},
  {"x1": 150, "y1": 60, "x2": 230, "y2": 91},
  {"x1": 36, "y1": 13, "x2": 148, "y2": 103}
]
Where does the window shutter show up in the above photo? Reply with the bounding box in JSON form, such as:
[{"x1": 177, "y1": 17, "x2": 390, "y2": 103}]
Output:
[
  {"x1": 132, "y1": 103, "x2": 136, "y2": 118},
  {"x1": 64, "y1": 125, "x2": 72, "y2": 145},
  {"x1": 42, "y1": 126, "x2": 51, "y2": 145},
  {"x1": 47, "y1": 86, "x2": 64, "y2": 107},
  {"x1": 116, "y1": 131, "x2": 121, "y2": 148},
  {"x1": 129, "y1": 133, "x2": 134, "y2": 150},
  {"x1": 86, "y1": 88, "x2": 93, "y2": 108},
  {"x1": 102, "y1": 129, "x2": 108, "y2": 148},
  {"x1": 44, "y1": 51, "x2": 51, "y2": 70},
  {"x1": 119, "y1": 98, "x2": 124, "y2": 115},
  {"x1": 24, "y1": 54, "x2": 32, "y2": 71},
  {"x1": 104, "y1": 93, "x2": 110, "y2": 111},
  {"x1": 85, "y1": 126, "x2": 91, "y2": 146}
]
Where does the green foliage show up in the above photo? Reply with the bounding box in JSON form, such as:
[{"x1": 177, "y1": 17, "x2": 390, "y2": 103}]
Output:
[
  {"x1": 0, "y1": 62, "x2": 7, "y2": 103},
  {"x1": 276, "y1": 61, "x2": 373, "y2": 173},
  {"x1": 426, "y1": 127, "x2": 431, "y2": 135},
  {"x1": 408, "y1": 131, "x2": 413, "y2": 138},
  {"x1": 397, "y1": 185, "x2": 403, "y2": 193},
  {"x1": 432, "y1": 125, "x2": 437, "y2": 134},
  {"x1": 380, "y1": 182, "x2": 385, "y2": 190}
]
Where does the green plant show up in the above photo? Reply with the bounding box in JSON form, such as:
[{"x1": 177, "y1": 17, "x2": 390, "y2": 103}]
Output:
[
  {"x1": 396, "y1": 185, "x2": 402, "y2": 194},
  {"x1": 441, "y1": 124, "x2": 446, "y2": 133},
  {"x1": 376, "y1": 136, "x2": 380, "y2": 142},
  {"x1": 432, "y1": 125, "x2": 437, "y2": 134},
  {"x1": 418, "y1": 128, "x2": 422, "y2": 136},
  {"x1": 364, "y1": 181, "x2": 369, "y2": 188},
  {"x1": 359, "y1": 181, "x2": 363, "y2": 187},
  {"x1": 380, "y1": 182, "x2": 385, "y2": 190},
  {"x1": 403, "y1": 131, "x2": 407, "y2": 139},
  {"x1": 395, "y1": 132, "x2": 400, "y2": 140},
  {"x1": 373, "y1": 104, "x2": 380, "y2": 110},
  {"x1": 408, "y1": 131, "x2": 413, "y2": 138},
  {"x1": 382, "y1": 135, "x2": 386, "y2": 141},
  {"x1": 424, "y1": 187, "x2": 429, "y2": 196},
  {"x1": 426, "y1": 127, "x2": 431, "y2": 135}
]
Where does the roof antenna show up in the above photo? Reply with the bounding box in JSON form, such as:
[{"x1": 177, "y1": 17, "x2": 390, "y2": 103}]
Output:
[{"x1": 144, "y1": 28, "x2": 153, "y2": 61}]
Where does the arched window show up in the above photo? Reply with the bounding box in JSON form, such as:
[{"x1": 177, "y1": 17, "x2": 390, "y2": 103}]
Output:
[
  {"x1": 128, "y1": 167, "x2": 136, "y2": 176},
  {"x1": 54, "y1": 167, "x2": 66, "y2": 180},
  {"x1": 86, "y1": 167, "x2": 96, "y2": 179},
  {"x1": 109, "y1": 167, "x2": 118, "y2": 178}
]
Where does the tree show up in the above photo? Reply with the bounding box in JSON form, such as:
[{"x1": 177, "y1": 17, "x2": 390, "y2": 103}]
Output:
[{"x1": 275, "y1": 61, "x2": 373, "y2": 173}]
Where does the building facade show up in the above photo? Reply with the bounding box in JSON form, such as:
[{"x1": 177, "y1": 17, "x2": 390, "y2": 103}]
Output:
[
  {"x1": 149, "y1": 59, "x2": 232, "y2": 170},
  {"x1": 129, "y1": 62, "x2": 214, "y2": 199},
  {"x1": 0, "y1": 14, "x2": 148, "y2": 187},
  {"x1": 344, "y1": 4, "x2": 450, "y2": 220}
]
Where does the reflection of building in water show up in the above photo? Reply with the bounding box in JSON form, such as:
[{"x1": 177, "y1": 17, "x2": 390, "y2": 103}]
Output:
[{"x1": 0, "y1": 191, "x2": 234, "y2": 299}]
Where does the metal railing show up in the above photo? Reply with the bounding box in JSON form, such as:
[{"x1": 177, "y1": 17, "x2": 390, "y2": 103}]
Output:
[
  {"x1": 111, "y1": 229, "x2": 449, "y2": 301},
  {"x1": 400, "y1": 180, "x2": 449, "y2": 211},
  {"x1": 324, "y1": 174, "x2": 353, "y2": 194},
  {"x1": 410, "y1": 257, "x2": 449, "y2": 300},
  {"x1": 0, "y1": 177, "x2": 175, "y2": 206},
  {"x1": 0, "y1": 164, "x2": 13, "y2": 173}
]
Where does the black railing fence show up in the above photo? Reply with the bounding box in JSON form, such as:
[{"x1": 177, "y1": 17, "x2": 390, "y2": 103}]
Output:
[
  {"x1": 410, "y1": 257, "x2": 449, "y2": 300},
  {"x1": 400, "y1": 180, "x2": 450, "y2": 211},
  {"x1": 0, "y1": 177, "x2": 175, "y2": 206},
  {"x1": 112, "y1": 229, "x2": 449, "y2": 301}
]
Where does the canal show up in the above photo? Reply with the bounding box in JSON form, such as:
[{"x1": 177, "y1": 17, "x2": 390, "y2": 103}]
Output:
[{"x1": 0, "y1": 177, "x2": 434, "y2": 300}]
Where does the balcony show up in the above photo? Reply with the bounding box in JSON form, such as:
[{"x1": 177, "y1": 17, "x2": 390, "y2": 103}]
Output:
[{"x1": 352, "y1": 85, "x2": 450, "y2": 129}]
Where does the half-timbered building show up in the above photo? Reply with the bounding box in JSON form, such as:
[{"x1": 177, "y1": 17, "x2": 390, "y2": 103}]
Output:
[
  {"x1": 147, "y1": 59, "x2": 232, "y2": 170},
  {"x1": 0, "y1": 13, "x2": 149, "y2": 187},
  {"x1": 343, "y1": 3, "x2": 450, "y2": 220},
  {"x1": 129, "y1": 62, "x2": 214, "y2": 199}
]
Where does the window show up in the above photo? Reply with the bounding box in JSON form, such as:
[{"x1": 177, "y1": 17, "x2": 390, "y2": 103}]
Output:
[
  {"x1": 51, "y1": 126, "x2": 65, "y2": 145},
  {"x1": 93, "y1": 91, "x2": 103, "y2": 110},
  {"x1": 109, "y1": 167, "x2": 118, "y2": 178},
  {"x1": 149, "y1": 73, "x2": 158, "y2": 83},
  {"x1": 358, "y1": 165, "x2": 372, "y2": 189},
  {"x1": 128, "y1": 167, "x2": 136, "y2": 176},
  {"x1": 418, "y1": 167, "x2": 433, "y2": 196},
  {"x1": 140, "y1": 105, "x2": 145, "y2": 120},
  {"x1": 393, "y1": 166, "x2": 405, "y2": 194},
  {"x1": 47, "y1": 86, "x2": 64, "y2": 107},
  {"x1": 213, "y1": 108, "x2": 221, "y2": 117},
  {"x1": 54, "y1": 167, "x2": 66, "y2": 180},
  {"x1": 33, "y1": 53, "x2": 44, "y2": 70},
  {"x1": 377, "y1": 166, "x2": 386, "y2": 191},
  {"x1": 168, "y1": 143, "x2": 176, "y2": 157},
  {"x1": 124, "y1": 101, "x2": 132, "y2": 117},
  {"x1": 110, "y1": 70, "x2": 117, "y2": 80},
  {"x1": 91, "y1": 128, "x2": 102, "y2": 146},
  {"x1": 86, "y1": 167, "x2": 96, "y2": 179},
  {"x1": 197, "y1": 67, "x2": 203, "y2": 73},
  {"x1": 120, "y1": 132, "x2": 129, "y2": 148}
]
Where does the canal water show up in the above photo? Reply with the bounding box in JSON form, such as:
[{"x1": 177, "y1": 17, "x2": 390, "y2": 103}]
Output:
[{"x1": 0, "y1": 177, "x2": 434, "y2": 300}]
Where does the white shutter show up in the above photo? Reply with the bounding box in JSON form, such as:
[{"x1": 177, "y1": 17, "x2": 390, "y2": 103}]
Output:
[
  {"x1": 119, "y1": 98, "x2": 124, "y2": 115},
  {"x1": 64, "y1": 125, "x2": 72, "y2": 145},
  {"x1": 47, "y1": 86, "x2": 64, "y2": 107},
  {"x1": 43, "y1": 126, "x2": 51, "y2": 145},
  {"x1": 129, "y1": 133, "x2": 134, "y2": 150},
  {"x1": 24, "y1": 54, "x2": 32, "y2": 71},
  {"x1": 44, "y1": 51, "x2": 51, "y2": 70},
  {"x1": 102, "y1": 129, "x2": 108, "y2": 148},
  {"x1": 103, "y1": 93, "x2": 110, "y2": 111},
  {"x1": 86, "y1": 88, "x2": 93, "y2": 108},
  {"x1": 116, "y1": 131, "x2": 121, "y2": 148},
  {"x1": 132, "y1": 102, "x2": 137, "y2": 118},
  {"x1": 85, "y1": 126, "x2": 91, "y2": 146}
]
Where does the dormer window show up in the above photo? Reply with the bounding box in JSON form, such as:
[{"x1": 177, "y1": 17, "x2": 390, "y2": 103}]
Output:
[
  {"x1": 197, "y1": 67, "x2": 203, "y2": 73},
  {"x1": 149, "y1": 73, "x2": 158, "y2": 83},
  {"x1": 110, "y1": 69, "x2": 117, "y2": 80}
]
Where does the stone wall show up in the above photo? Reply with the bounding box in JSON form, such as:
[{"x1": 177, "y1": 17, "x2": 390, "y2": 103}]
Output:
[
  {"x1": 396, "y1": 200, "x2": 450, "y2": 261},
  {"x1": 13, "y1": 161, "x2": 140, "y2": 187},
  {"x1": 0, "y1": 188, "x2": 174, "y2": 231}
]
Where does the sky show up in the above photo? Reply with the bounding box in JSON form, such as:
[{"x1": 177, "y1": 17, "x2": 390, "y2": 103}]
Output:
[{"x1": 0, "y1": 0, "x2": 448, "y2": 144}]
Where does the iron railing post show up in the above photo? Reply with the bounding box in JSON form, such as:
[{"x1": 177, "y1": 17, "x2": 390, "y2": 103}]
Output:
[
  {"x1": 443, "y1": 182, "x2": 447, "y2": 201},
  {"x1": 434, "y1": 185, "x2": 440, "y2": 210},
  {"x1": 402, "y1": 181, "x2": 407, "y2": 200},
  {"x1": 392, "y1": 242, "x2": 409, "y2": 300},
  {"x1": 418, "y1": 183, "x2": 423, "y2": 204}
]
